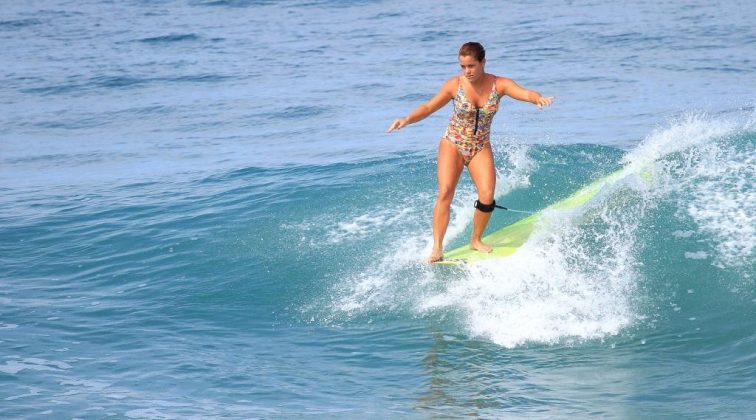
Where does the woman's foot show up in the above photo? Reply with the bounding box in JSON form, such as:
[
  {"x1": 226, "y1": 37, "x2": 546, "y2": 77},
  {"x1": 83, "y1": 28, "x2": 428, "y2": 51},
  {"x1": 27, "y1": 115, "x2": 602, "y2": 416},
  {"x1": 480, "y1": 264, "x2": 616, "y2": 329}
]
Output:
[
  {"x1": 426, "y1": 248, "x2": 444, "y2": 263},
  {"x1": 470, "y1": 239, "x2": 493, "y2": 253}
]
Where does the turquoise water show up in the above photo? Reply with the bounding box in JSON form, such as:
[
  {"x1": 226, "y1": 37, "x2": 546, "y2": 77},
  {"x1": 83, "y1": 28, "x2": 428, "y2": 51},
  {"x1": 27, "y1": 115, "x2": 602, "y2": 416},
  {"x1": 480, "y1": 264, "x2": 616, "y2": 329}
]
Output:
[{"x1": 2, "y1": 0, "x2": 755, "y2": 418}]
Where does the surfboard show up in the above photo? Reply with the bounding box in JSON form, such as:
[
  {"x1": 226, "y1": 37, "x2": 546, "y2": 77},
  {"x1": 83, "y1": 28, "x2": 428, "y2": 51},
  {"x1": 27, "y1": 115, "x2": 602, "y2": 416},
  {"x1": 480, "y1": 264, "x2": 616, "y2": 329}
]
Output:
[{"x1": 435, "y1": 165, "x2": 643, "y2": 265}]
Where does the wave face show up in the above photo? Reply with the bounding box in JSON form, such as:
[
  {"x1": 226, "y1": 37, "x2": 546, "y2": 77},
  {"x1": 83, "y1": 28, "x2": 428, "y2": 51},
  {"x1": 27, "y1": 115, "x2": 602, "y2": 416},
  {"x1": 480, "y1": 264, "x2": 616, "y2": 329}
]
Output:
[{"x1": 323, "y1": 114, "x2": 754, "y2": 346}]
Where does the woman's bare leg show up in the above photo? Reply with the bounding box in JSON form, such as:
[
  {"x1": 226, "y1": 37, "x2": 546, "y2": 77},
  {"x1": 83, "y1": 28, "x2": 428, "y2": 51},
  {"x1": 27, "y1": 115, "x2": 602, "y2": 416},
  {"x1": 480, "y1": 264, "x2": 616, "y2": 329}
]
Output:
[
  {"x1": 428, "y1": 139, "x2": 465, "y2": 262},
  {"x1": 467, "y1": 143, "x2": 496, "y2": 253}
]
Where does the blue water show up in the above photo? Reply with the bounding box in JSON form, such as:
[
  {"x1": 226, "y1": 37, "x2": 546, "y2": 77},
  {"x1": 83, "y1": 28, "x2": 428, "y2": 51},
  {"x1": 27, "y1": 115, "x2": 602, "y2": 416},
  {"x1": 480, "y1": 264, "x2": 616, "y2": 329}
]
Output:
[{"x1": 1, "y1": 0, "x2": 755, "y2": 417}]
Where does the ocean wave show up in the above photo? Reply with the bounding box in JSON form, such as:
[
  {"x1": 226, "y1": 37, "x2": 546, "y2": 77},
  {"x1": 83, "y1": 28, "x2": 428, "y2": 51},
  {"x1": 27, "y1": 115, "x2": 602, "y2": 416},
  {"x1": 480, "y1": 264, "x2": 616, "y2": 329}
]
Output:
[
  {"x1": 319, "y1": 112, "x2": 754, "y2": 347},
  {"x1": 628, "y1": 112, "x2": 755, "y2": 268},
  {"x1": 20, "y1": 73, "x2": 233, "y2": 96},
  {"x1": 138, "y1": 33, "x2": 200, "y2": 44},
  {"x1": 0, "y1": 18, "x2": 42, "y2": 29}
]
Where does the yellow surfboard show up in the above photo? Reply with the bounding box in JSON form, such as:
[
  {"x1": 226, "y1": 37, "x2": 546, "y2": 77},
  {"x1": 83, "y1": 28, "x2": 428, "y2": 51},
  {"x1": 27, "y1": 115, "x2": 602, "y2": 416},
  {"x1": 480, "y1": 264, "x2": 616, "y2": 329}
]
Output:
[{"x1": 437, "y1": 165, "x2": 643, "y2": 265}]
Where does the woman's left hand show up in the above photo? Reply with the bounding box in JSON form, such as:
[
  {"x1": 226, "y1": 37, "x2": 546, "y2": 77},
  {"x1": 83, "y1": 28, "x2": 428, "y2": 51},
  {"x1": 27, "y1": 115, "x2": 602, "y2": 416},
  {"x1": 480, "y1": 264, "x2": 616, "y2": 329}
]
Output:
[{"x1": 535, "y1": 96, "x2": 554, "y2": 109}]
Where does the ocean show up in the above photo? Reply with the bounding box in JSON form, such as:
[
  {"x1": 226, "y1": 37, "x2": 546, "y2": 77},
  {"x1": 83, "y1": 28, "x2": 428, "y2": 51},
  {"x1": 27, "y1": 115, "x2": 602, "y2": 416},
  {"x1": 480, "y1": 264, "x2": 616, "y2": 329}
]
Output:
[{"x1": 1, "y1": 0, "x2": 754, "y2": 418}]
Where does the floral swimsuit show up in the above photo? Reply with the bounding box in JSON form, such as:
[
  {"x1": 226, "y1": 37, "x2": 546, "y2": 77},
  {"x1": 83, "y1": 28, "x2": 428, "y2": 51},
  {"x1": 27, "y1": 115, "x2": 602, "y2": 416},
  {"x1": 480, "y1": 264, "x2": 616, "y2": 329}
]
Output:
[{"x1": 442, "y1": 77, "x2": 501, "y2": 165}]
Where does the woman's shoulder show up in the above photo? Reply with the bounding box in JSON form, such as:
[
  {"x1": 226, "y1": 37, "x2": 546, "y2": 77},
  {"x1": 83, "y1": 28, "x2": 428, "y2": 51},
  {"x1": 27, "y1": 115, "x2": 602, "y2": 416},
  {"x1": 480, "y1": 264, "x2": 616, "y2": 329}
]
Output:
[
  {"x1": 439, "y1": 76, "x2": 461, "y2": 95},
  {"x1": 493, "y1": 75, "x2": 515, "y2": 94},
  {"x1": 443, "y1": 75, "x2": 461, "y2": 87},
  {"x1": 493, "y1": 75, "x2": 514, "y2": 85}
]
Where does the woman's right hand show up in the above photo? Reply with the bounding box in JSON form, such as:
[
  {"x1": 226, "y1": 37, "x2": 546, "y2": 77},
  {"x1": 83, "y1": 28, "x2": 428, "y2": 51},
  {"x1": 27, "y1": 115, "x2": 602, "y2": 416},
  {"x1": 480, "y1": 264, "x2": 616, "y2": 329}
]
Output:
[{"x1": 387, "y1": 117, "x2": 408, "y2": 133}]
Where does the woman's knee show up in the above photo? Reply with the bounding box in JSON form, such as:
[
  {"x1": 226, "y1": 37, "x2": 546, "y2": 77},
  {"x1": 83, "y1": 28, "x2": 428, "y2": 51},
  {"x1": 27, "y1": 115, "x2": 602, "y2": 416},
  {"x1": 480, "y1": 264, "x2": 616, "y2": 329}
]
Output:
[
  {"x1": 436, "y1": 186, "x2": 455, "y2": 204},
  {"x1": 477, "y1": 189, "x2": 495, "y2": 203}
]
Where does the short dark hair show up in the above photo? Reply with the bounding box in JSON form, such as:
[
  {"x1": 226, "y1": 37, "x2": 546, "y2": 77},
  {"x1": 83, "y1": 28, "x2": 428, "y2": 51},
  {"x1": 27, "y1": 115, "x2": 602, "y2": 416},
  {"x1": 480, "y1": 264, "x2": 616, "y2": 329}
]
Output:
[{"x1": 459, "y1": 42, "x2": 485, "y2": 62}]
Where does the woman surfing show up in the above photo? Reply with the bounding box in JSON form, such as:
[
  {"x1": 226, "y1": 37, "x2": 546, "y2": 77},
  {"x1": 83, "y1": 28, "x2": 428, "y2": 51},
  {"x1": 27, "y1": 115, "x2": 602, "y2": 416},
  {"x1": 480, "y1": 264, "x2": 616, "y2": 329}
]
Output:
[{"x1": 387, "y1": 42, "x2": 554, "y2": 263}]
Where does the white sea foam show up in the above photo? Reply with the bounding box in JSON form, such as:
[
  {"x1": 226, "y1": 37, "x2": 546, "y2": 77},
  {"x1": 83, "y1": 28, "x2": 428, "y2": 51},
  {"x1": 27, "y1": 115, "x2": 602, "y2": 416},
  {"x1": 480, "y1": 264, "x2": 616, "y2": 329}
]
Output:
[
  {"x1": 328, "y1": 144, "x2": 534, "y2": 318},
  {"x1": 622, "y1": 113, "x2": 736, "y2": 167},
  {"x1": 633, "y1": 113, "x2": 755, "y2": 268},
  {"x1": 325, "y1": 207, "x2": 413, "y2": 244},
  {"x1": 682, "y1": 145, "x2": 754, "y2": 268},
  {"x1": 330, "y1": 234, "x2": 432, "y2": 316},
  {"x1": 672, "y1": 230, "x2": 695, "y2": 238},
  {"x1": 684, "y1": 251, "x2": 709, "y2": 260},
  {"x1": 420, "y1": 174, "x2": 647, "y2": 348}
]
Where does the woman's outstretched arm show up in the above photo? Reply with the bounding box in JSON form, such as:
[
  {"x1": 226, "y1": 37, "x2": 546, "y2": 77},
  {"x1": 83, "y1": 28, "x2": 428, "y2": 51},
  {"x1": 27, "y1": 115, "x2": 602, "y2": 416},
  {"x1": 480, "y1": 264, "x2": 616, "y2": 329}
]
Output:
[
  {"x1": 387, "y1": 77, "x2": 457, "y2": 132},
  {"x1": 498, "y1": 77, "x2": 554, "y2": 109}
]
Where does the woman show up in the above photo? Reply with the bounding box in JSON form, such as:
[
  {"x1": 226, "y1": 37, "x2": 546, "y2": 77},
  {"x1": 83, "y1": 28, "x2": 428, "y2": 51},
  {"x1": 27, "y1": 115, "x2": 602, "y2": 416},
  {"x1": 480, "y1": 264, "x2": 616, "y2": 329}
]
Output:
[{"x1": 387, "y1": 42, "x2": 553, "y2": 263}]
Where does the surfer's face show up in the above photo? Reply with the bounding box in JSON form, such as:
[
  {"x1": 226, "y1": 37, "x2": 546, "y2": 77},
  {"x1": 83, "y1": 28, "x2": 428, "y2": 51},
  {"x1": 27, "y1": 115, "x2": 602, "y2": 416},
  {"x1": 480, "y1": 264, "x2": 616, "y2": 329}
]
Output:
[{"x1": 459, "y1": 55, "x2": 485, "y2": 82}]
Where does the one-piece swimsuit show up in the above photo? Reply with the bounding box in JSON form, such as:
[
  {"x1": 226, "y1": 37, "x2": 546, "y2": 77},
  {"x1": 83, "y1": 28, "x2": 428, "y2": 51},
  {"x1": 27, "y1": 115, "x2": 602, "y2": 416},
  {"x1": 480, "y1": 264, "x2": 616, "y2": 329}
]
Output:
[{"x1": 442, "y1": 76, "x2": 501, "y2": 165}]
